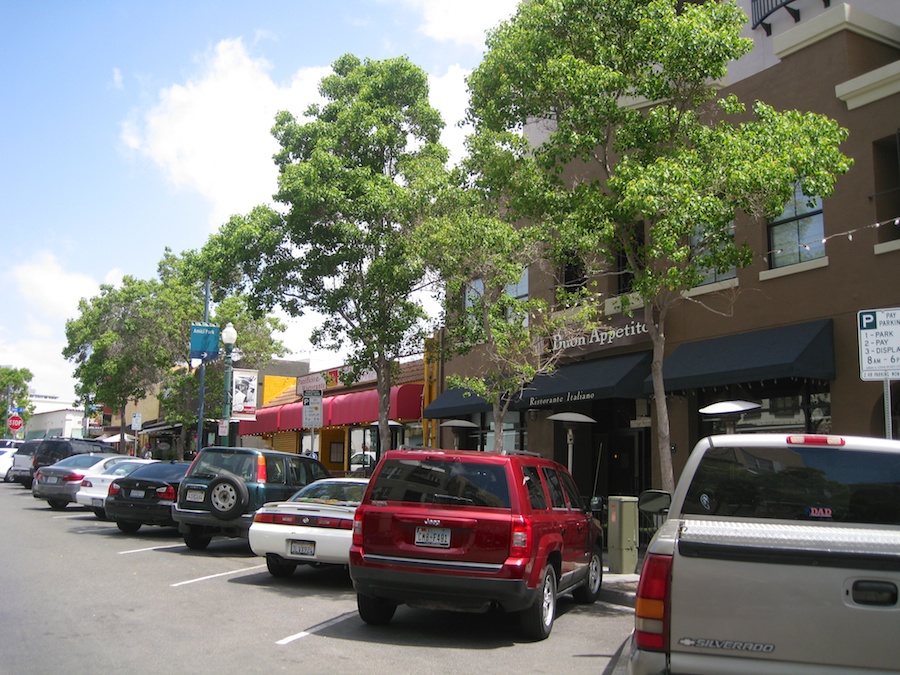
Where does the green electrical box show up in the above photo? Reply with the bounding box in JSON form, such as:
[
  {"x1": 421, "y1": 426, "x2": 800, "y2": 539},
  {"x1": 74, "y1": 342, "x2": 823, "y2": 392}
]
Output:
[{"x1": 607, "y1": 495, "x2": 638, "y2": 574}]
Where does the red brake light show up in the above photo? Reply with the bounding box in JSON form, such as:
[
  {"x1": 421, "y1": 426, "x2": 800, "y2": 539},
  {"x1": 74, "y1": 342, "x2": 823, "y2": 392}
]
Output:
[
  {"x1": 352, "y1": 509, "x2": 364, "y2": 546},
  {"x1": 81, "y1": 479, "x2": 92, "y2": 488},
  {"x1": 108, "y1": 483, "x2": 121, "y2": 496},
  {"x1": 254, "y1": 512, "x2": 275, "y2": 524},
  {"x1": 64, "y1": 473, "x2": 85, "y2": 483},
  {"x1": 634, "y1": 553, "x2": 672, "y2": 651},
  {"x1": 786, "y1": 434, "x2": 845, "y2": 446},
  {"x1": 256, "y1": 455, "x2": 267, "y2": 483},
  {"x1": 509, "y1": 515, "x2": 531, "y2": 558},
  {"x1": 156, "y1": 485, "x2": 176, "y2": 500}
]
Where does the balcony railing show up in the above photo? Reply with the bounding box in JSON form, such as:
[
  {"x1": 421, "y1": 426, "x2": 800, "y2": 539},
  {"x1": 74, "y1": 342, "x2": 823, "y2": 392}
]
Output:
[{"x1": 752, "y1": 0, "x2": 830, "y2": 36}]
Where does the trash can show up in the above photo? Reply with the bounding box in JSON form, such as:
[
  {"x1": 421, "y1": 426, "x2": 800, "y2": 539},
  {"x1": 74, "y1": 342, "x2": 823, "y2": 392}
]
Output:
[{"x1": 607, "y1": 496, "x2": 638, "y2": 574}]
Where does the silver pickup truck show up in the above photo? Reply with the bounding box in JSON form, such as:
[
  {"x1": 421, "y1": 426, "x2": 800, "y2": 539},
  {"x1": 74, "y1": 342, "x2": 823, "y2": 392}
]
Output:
[{"x1": 629, "y1": 433, "x2": 900, "y2": 675}]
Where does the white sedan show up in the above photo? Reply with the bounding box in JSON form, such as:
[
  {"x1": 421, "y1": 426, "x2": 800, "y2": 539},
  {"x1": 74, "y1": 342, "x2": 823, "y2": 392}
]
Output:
[
  {"x1": 249, "y1": 477, "x2": 369, "y2": 578},
  {"x1": 74, "y1": 458, "x2": 157, "y2": 519}
]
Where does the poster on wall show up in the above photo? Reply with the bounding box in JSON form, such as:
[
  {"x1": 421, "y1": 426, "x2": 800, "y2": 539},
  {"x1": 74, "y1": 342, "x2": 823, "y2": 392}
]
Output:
[{"x1": 231, "y1": 369, "x2": 258, "y2": 420}]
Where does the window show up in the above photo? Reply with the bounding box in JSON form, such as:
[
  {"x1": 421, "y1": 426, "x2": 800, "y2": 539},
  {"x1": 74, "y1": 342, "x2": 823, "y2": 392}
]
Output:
[
  {"x1": 693, "y1": 224, "x2": 737, "y2": 285},
  {"x1": 873, "y1": 132, "x2": 900, "y2": 244},
  {"x1": 522, "y1": 465, "x2": 548, "y2": 510},
  {"x1": 768, "y1": 182, "x2": 825, "y2": 269},
  {"x1": 541, "y1": 467, "x2": 567, "y2": 508}
]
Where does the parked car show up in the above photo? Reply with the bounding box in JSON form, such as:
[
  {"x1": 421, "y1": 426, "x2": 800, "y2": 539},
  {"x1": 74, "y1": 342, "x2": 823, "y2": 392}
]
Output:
[
  {"x1": 174, "y1": 446, "x2": 330, "y2": 550},
  {"x1": 9, "y1": 439, "x2": 41, "y2": 487},
  {"x1": 249, "y1": 477, "x2": 369, "y2": 577},
  {"x1": 75, "y1": 459, "x2": 157, "y2": 519},
  {"x1": 349, "y1": 448, "x2": 605, "y2": 640},
  {"x1": 0, "y1": 445, "x2": 20, "y2": 482},
  {"x1": 31, "y1": 437, "x2": 115, "y2": 480},
  {"x1": 32, "y1": 453, "x2": 128, "y2": 510},
  {"x1": 105, "y1": 461, "x2": 191, "y2": 533},
  {"x1": 349, "y1": 451, "x2": 376, "y2": 473}
]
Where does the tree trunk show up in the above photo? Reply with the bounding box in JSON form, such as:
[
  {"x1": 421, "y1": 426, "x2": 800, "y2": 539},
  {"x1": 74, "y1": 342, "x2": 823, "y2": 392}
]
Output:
[
  {"x1": 645, "y1": 304, "x2": 675, "y2": 493},
  {"x1": 375, "y1": 357, "x2": 393, "y2": 461}
]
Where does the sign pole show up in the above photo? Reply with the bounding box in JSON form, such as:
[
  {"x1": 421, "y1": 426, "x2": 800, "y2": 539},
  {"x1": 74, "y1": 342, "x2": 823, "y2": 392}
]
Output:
[{"x1": 886, "y1": 380, "x2": 894, "y2": 440}]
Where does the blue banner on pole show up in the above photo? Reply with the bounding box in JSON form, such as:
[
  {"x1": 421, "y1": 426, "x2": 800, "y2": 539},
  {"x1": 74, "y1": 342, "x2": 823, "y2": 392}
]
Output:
[{"x1": 190, "y1": 323, "x2": 221, "y2": 361}]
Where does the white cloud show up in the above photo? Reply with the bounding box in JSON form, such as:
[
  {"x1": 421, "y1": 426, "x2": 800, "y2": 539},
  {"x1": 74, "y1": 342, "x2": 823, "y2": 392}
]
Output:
[
  {"x1": 428, "y1": 64, "x2": 472, "y2": 167},
  {"x1": 404, "y1": 0, "x2": 519, "y2": 48}
]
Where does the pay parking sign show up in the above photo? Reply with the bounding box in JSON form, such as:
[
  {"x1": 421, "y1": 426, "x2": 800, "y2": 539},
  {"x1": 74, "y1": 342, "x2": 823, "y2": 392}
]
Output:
[{"x1": 858, "y1": 308, "x2": 900, "y2": 380}]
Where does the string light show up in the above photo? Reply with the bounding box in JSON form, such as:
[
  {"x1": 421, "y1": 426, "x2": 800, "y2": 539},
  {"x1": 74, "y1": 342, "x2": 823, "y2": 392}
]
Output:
[{"x1": 761, "y1": 215, "x2": 899, "y2": 260}]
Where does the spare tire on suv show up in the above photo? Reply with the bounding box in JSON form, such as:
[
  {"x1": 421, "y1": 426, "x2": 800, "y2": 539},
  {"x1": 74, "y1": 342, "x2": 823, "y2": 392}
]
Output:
[
  {"x1": 349, "y1": 448, "x2": 605, "y2": 641},
  {"x1": 173, "y1": 446, "x2": 330, "y2": 550}
]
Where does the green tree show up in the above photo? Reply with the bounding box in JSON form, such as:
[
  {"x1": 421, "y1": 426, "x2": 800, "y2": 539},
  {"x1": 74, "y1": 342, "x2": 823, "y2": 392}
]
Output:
[
  {"x1": 201, "y1": 54, "x2": 449, "y2": 455},
  {"x1": 468, "y1": 0, "x2": 852, "y2": 490},
  {"x1": 1, "y1": 366, "x2": 34, "y2": 437},
  {"x1": 417, "y1": 131, "x2": 599, "y2": 453}
]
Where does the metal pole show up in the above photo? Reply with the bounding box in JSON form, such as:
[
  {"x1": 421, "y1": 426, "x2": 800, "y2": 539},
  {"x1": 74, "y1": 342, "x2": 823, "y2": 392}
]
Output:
[
  {"x1": 221, "y1": 343, "x2": 233, "y2": 447},
  {"x1": 885, "y1": 380, "x2": 894, "y2": 440},
  {"x1": 196, "y1": 278, "x2": 211, "y2": 453}
]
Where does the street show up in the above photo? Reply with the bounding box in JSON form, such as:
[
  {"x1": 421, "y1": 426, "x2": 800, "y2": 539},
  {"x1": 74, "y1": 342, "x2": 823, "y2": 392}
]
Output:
[{"x1": 1, "y1": 482, "x2": 635, "y2": 674}]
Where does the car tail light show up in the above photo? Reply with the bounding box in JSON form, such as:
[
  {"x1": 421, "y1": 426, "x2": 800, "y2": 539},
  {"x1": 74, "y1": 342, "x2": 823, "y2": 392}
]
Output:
[
  {"x1": 156, "y1": 485, "x2": 176, "y2": 500},
  {"x1": 81, "y1": 479, "x2": 93, "y2": 488},
  {"x1": 35, "y1": 470, "x2": 43, "y2": 481},
  {"x1": 256, "y1": 454, "x2": 267, "y2": 483},
  {"x1": 634, "y1": 553, "x2": 673, "y2": 651},
  {"x1": 108, "y1": 483, "x2": 121, "y2": 496},
  {"x1": 64, "y1": 472, "x2": 85, "y2": 483},
  {"x1": 786, "y1": 434, "x2": 845, "y2": 446},
  {"x1": 509, "y1": 515, "x2": 531, "y2": 558},
  {"x1": 253, "y1": 512, "x2": 351, "y2": 529},
  {"x1": 352, "y1": 509, "x2": 364, "y2": 546}
]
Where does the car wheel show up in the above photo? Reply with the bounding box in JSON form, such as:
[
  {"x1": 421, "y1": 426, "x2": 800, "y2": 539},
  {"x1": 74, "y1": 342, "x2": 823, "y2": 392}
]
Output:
[
  {"x1": 184, "y1": 527, "x2": 212, "y2": 550},
  {"x1": 93, "y1": 508, "x2": 108, "y2": 521},
  {"x1": 22, "y1": 479, "x2": 33, "y2": 489},
  {"x1": 357, "y1": 593, "x2": 397, "y2": 625},
  {"x1": 116, "y1": 521, "x2": 141, "y2": 534},
  {"x1": 4, "y1": 469, "x2": 11, "y2": 482},
  {"x1": 47, "y1": 499, "x2": 68, "y2": 511},
  {"x1": 519, "y1": 565, "x2": 557, "y2": 641},
  {"x1": 266, "y1": 554, "x2": 298, "y2": 578},
  {"x1": 208, "y1": 474, "x2": 249, "y2": 521},
  {"x1": 572, "y1": 545, "x2": 603, "y2": 604}
]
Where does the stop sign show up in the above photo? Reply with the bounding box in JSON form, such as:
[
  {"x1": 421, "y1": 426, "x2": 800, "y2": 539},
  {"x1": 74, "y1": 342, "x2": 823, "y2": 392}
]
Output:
[{"x1": 7, "y1": 415, "x2": 23, "y2": 432}]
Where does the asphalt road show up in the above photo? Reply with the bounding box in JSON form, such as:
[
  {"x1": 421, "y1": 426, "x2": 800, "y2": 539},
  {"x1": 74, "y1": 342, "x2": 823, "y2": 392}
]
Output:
[{"x1": 1, "y1": 481, "x2": 635, "y2": 674}]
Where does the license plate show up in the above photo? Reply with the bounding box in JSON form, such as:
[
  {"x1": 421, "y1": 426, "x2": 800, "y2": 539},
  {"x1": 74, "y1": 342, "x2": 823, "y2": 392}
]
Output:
[
  {"x1": 415, "y1": 526, "x2": 451, "y2": 548},
  {"x1": 47, "y1": 476, "x2": 59, "y2": 484},
  {"x1": 290, "y1": 540, "x2": 315, "y2": 556},
  {"x1": 186, "y1": 489, "x2": 205, "y2": 502},
  {"x1": 130, "y1": 489, "x2": 145, "y2": 499},
  {"x1": 92, "y1": 498, "x2": 103, "y2": 508}
]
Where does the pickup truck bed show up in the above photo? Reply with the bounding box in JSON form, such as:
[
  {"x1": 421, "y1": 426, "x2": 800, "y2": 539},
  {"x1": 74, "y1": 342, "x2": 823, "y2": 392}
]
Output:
[{"x1": 629, "y1": 433, "x2": 900, "y2": 675}]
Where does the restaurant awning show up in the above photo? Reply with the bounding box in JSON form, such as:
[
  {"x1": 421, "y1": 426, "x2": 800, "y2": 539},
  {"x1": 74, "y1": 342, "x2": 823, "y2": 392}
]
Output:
[
  {"x1": 422, "y1": 387, "x2": 492, "y2": 419},
  {"x1": 515, "y1": 351, "x2": 651, "y2": 409},
  {"x1": 330, "y1": 384, "x2": 423, "y2": 425},
  {"x1": 238, "y1": 405, "x2": 281, "y2": 436},
  {"x1": 653, "y1": 319, "x2": 834, "y2": 392}
]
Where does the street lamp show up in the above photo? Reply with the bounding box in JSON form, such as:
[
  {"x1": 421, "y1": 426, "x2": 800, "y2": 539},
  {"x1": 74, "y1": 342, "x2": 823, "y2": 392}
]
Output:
[{"x1": 220, "y1": 322, "x2": 237, "y2": 447}]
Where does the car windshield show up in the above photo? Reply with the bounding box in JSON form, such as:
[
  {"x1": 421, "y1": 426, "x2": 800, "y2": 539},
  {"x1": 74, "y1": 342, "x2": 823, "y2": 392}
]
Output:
[
  {"x1": 290, "y1": 480, "x2": 368, "y2": 505},
  {"x1": 127, "y1": 462, "x2": 190, "y2": 482},
  {"x1": 370, "y1": 459, "x2": 511, "y2": 508},
  {"x1": 682, "y1": 443, "x2": 900, "y2": 525}
]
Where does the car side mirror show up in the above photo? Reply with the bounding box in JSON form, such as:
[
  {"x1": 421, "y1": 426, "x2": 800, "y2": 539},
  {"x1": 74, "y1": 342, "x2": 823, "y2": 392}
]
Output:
[
  {"x1": 638, "y1": 489, "x2": 671, "y2": 515},
  {"x1": 588, "y1": 495, "x2": 603, "y2": 514}
]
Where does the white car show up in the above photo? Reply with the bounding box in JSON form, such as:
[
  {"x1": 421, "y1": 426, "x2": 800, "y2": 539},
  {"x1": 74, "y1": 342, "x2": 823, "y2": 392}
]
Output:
[
  {"x1": 74, "y1": 458, "x2": 157, "y2": 519},
  {"x1": 0, "y1": 447, "x2": 18, "y2": 482},
  {"x1": 249, "y1": 477, "x2": 369, "y2": 578}
]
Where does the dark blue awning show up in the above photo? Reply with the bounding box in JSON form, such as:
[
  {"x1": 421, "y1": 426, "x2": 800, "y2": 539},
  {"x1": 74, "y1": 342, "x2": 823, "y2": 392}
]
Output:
[
  {"x1": 653, "y1": 319, "x2": 834, "y2": 392},
  {"x1": 422, "y1": 388, "x2": 491, "y2": 419}
]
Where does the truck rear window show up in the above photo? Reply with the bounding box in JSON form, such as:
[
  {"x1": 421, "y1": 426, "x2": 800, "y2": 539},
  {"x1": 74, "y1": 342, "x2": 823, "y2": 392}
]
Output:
[
  {"x1": 370, "y1": 458, "x2": 511, "y2": 508},
  {"x1": 683, "y1": 444, "x2": 900, "y2": 525}
]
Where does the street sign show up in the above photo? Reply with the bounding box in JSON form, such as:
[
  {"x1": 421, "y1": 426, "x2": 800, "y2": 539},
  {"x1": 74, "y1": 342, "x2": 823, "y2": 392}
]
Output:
[
  {"x1": 302, "y1": 389, "x2": 323, "y2": 428},
  {"x1": 7, "y1": 415, "x2": 23, "y2": 432},
  {"x1": 190, "y1": 323, "x2": 221, "y2": 361},
  {"x1": 858, "y1": 308, "x2": 900, "y2": 380},
  {"x1": 131, "y1": 413, "x2": 143, "y2": 431}
]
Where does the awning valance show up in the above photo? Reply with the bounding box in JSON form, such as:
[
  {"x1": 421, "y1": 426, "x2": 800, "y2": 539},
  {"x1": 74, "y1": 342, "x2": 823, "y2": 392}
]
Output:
[
  {"x1": 516, "y1": 351, "x2": 651, "y2": 409},
  {"x1": 422, "y1": 387, "x2": 492, "y2": 419},
  {"x1": 653, "y1": 319, "x2": 834, "y2": 392},
  {"x1": 238, "y1": 406, "x2": 280, "y2": 436},
  {"x1": 330, "y1": 384, "x2": 423, "y2": 425}
]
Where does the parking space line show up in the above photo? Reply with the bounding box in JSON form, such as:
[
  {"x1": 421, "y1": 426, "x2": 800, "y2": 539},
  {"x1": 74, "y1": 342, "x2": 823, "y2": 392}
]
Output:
[
  {"x1": 276, "y1": 611, "x2": 358, "y2": 645},
  {"x1": 171, "y1": 564, "x2": 266, "y2": 587},
  {"x1": 118, "y1": 544, "x2": 186, "y2": 555}
]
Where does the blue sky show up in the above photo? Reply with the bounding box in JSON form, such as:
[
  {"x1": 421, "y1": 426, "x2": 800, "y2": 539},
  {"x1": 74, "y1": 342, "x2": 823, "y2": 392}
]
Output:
[{"x1": 0, "y1": 0, "x2": 519, "y2": 404}]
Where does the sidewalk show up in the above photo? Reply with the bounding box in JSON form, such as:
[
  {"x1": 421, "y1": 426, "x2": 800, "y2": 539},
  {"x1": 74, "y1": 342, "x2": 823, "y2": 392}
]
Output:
[{"x1": 599, "y1": 550, "x2": 643, "y2": 608}]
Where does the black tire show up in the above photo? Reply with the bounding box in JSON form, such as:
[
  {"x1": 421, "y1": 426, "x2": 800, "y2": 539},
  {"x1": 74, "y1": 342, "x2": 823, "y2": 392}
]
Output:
[
  {"x1": 266, "y1": 554, "x2": 298, "y2": 578},
  {"x1": 519, "y1": 565, "x2": 557, "y2": 641},
  {"x1": 572, "y1": 545, "x2": 603, "y2": 604},
  {"x1": 47, "y1": 500, "x2": 68, "y2": 511},
  {"x1": 357, "y1": 593, "x2": 397, "y2": 625},
  {"x1": 93, "y1": 508, "x2": 108, "y2": 521},
  {"x1": 184, "y1": 527, "x2": 212, "y2": 550},
  {"x1": 22, "y1": 479, "x2": 33, "y2": 489},
  {"x1": 208, "y1": 474, "x2": 249, "y2": 521},
  {"x1": 116, "y1": 520, "x2": 141, "y2": 533}
]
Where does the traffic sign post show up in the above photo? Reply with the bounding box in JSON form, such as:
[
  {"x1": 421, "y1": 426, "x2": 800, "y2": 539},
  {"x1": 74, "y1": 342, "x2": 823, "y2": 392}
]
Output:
[{"x1": 858, "y1": 308, "x2": 900, "y2": 439}]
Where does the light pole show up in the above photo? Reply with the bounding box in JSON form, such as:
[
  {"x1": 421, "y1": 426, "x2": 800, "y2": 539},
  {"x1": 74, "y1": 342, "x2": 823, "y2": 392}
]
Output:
[{"x1": 220, "y1": 322, "x2": 237, "y2": 447}]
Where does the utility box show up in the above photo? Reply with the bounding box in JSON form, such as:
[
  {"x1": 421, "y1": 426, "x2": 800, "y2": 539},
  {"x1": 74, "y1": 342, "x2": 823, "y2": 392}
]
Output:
[{"x1": 607, "y1": 495, "x2": 639, "y2": 574}]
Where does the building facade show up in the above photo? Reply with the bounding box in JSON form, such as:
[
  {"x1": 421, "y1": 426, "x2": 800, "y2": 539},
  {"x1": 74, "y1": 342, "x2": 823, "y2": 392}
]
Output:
[{"x1": 424, "y1": 0, "x2": 900, "y2": 499}]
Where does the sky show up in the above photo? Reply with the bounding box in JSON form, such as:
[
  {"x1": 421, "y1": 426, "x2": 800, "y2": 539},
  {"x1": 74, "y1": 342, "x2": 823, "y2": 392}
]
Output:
[{"x1": 0, "y1": 0, "x2": 520, "y2": 405}]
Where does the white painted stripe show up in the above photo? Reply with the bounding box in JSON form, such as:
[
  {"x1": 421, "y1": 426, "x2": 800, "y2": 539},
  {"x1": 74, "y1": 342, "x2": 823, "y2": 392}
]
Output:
[
  {"x1": 276, "y1": 611, "x2": 358, "y2": 645},
  {"x1": 118, "y1": 544, "x2": 186, "y2": 555},
  {"x1": 171, "y1": 564, "x2": 266, "y2": 586}
]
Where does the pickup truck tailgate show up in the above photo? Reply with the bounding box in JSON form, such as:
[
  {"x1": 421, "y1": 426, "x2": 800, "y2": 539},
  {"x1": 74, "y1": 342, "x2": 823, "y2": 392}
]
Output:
[{"x1": 669, "y1": 519, "x2": 900, "y2": 672}]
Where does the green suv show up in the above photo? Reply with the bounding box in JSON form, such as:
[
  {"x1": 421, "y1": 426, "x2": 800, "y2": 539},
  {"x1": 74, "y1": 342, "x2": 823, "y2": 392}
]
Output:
[{"x1": 173, "y1": 446, "x2": 330, "y2": 550}]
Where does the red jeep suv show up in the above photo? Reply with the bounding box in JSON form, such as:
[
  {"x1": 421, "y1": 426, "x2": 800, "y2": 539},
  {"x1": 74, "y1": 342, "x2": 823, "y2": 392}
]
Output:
[{"x1": 348, "y1": 448, "x2": 604, "y2": 640}]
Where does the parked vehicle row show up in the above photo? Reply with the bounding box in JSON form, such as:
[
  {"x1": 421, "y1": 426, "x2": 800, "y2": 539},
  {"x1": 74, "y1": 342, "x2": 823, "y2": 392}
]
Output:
[{"x1": 5, "y1": 440, "x2": 606, "y2": 642}]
